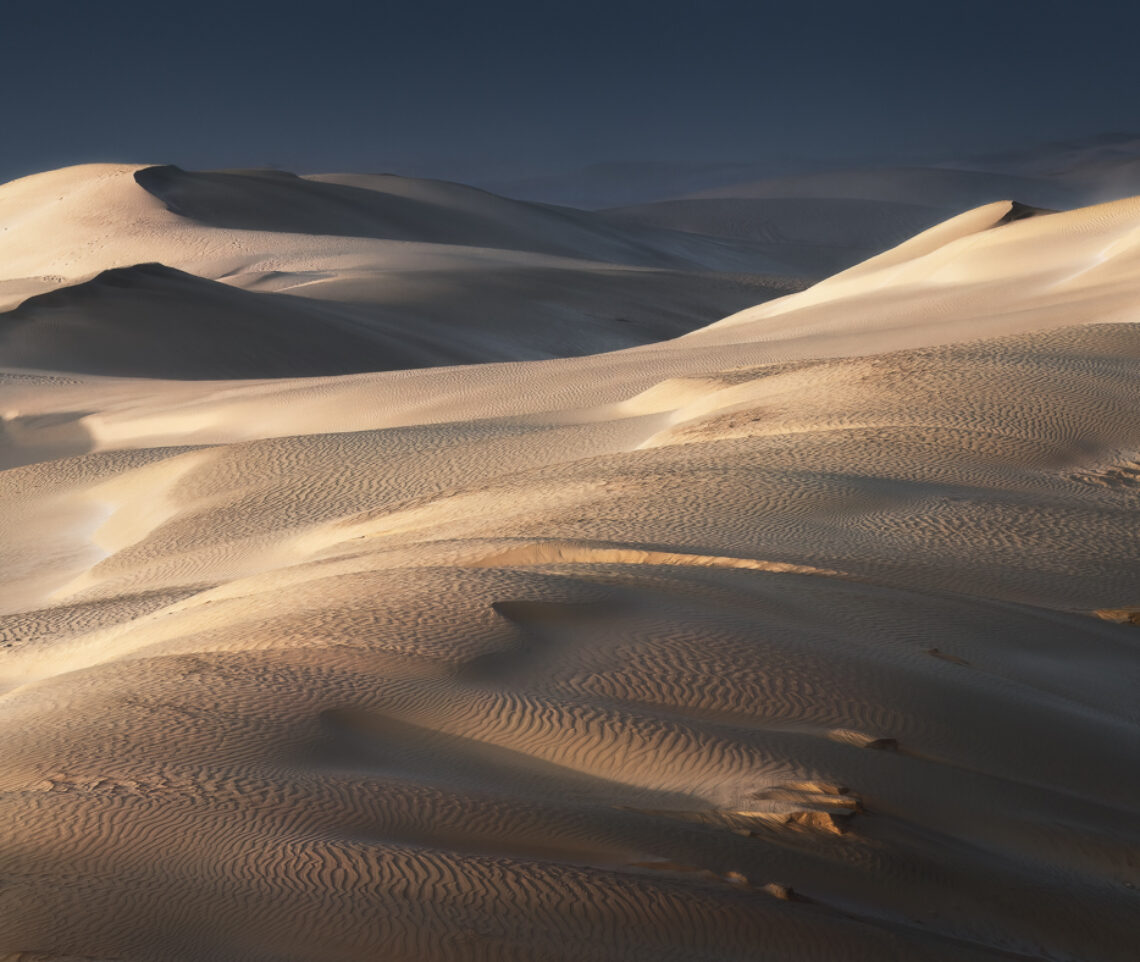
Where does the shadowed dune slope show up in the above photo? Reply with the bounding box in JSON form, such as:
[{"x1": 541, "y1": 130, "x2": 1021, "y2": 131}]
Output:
[
  {"x1": 2, "y1": 260, "x2": 797, "y2": 378},
  {"x1": 1, "y1": 195, "x2": 1139, "y2": 960},
  {"x1": 1, "y1": 263, "x2": 399, "y2": 378},
  {"x1": 133, "y1": 164, "x2": 788, "y2": 271}
]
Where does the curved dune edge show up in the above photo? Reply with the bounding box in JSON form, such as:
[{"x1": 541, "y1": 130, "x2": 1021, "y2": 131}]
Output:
[{"x1": 2, "y1": 195, "x2": 1140, "y2": 961}]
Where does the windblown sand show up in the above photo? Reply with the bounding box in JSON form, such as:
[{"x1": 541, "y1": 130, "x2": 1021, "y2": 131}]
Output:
[{"x1": 1, "y1": 167, "x2": 1138, "y2": 961}]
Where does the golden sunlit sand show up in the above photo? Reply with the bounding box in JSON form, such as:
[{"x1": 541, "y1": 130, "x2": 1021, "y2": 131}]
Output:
[{"x1": 1, "y1": 165, "x2": 1138, "y2": 960}]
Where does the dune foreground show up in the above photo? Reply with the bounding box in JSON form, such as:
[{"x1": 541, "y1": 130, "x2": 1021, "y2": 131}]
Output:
[{"x1": 1, "y1": 170, "x2": 1139, "y2": 961}]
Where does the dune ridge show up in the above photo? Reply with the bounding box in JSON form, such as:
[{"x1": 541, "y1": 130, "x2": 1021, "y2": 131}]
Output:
[{"x1": 1, "y1": 182, "x2": 1139, "y2": 960}]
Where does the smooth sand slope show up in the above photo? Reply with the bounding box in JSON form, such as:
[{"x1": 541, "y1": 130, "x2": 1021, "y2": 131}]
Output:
[{"x1": 1, "y1": 190, "x2": 1139, "y2": 961}]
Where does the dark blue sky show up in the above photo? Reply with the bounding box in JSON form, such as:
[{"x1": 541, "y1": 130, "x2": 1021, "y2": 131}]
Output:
[{"x1": 2, "y1": 0, "x2": 1138, "y2": 184}]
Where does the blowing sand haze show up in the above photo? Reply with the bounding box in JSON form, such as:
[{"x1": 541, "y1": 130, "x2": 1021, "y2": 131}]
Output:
[{"x1": 0, "y1": 154, "x2": 1137, "y2": 961}]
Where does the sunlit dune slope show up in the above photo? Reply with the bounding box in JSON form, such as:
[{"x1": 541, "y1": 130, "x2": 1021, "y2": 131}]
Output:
[
  {"x1": 1, "y1": 193, "x2": 1138, "y2": 961},
  {"x1": 689, "y1": 197, "x2": 1140, "y2": 354}
]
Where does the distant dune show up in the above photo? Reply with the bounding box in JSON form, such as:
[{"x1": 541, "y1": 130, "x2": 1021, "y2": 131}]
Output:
[
  {"x1": 484, "y1": 134, "x2": 1140, "y2": 210},
  {"x1": 678, "y1": 164, "x2": 1083, "y2": 208},
  {"x1": 1, "y1": 165, "x2": 1138, "y2": 961},
  {"x1": 135, "y1": 164, "x2": 717, "y2": 264},
  {"x1": 947, "y1": 131, "x2": 1140, "y2": 202},
  {"x1": 476, "y1": 159, "x2": 816, "y2": 209},
  {"x1": 0, "y1": 164, "x2": 810, "y2": 374},
  {"x1": 599, "y1": 196, "x2": 949, "y2": 276},
  {"x1": 482, "y1": 137, "x2": 1140, "y2": 285}
]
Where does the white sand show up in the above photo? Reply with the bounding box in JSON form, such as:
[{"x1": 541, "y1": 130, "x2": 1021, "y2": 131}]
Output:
[{"x1": 1, "y1": 170, "x2": 1138, "y2": 961}]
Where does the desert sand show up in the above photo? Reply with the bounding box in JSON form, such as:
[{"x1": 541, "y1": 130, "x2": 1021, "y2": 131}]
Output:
[{"x1": 1, "y1": 165, "x2": 1138, "y2": 961}]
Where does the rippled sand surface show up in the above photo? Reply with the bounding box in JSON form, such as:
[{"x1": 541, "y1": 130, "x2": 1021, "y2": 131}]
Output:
[{"x1": 2, "y1": 184, "x2": 1139, "y2": 960}]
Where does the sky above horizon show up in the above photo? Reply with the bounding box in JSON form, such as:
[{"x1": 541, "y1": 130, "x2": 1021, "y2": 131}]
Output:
[{"x1": 3, "y1": 0, "x2": 1139, "y2": 186}]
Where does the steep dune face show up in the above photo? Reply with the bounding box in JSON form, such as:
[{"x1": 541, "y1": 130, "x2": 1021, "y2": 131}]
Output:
[{"x1": 1, "y1": 196, "x2": 1139, "y2": 960}]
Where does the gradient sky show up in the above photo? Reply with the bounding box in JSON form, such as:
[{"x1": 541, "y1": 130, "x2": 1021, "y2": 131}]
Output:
[{"x1": 2, "y1": 0, "x2": 1138, "y2": 185}]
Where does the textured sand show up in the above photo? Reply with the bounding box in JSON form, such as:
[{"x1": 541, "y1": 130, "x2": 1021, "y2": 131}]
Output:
[{"x1": 1, "y1": 176, "x2": 1139, "y2": 961}]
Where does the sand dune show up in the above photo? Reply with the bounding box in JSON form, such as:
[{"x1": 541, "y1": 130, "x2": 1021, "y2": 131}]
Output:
[
  {"x1": 1, "y1": 263, "x2": 409, "y2": 379},
  {"x1": 135, "y1": 164, "x2": 716, "y2": 265},
  {"x1": 415, "y1": 137, "x2": 1140, "y2": 290},
  {"x1": 1, "y1": 183, "x2": 1138, "y2": 960},
  {"x1": 0, "y1": 164, "x2": 807, "y2": 372},
  {"x1": 595, "y1": 168, "x2": 1077, "y2": 278},
  {"x1": 0, "y1": 162, "x2": 803, "y2": 289},
  {"x1": 4, "y1": 260, "x2": 798, "y2": 379}
]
